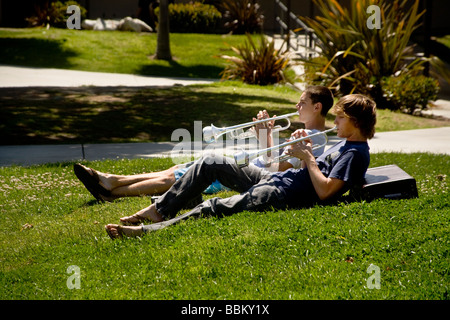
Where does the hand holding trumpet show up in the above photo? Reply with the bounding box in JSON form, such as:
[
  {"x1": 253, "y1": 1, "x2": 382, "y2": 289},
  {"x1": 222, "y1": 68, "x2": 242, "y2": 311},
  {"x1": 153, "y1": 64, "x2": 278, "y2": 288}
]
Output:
[
  {"x1": 202, "y1": 111, "x2": 297, "y2": 143},
  {"x1": 285, "y1": 129, "x2": 314, "y2": 161},
  {"x1": 233, "y1": 126, "x2": 335, "y2": 168},
  {"x1": 252, "y1": 110, "x2": 276, "y2": 140}
]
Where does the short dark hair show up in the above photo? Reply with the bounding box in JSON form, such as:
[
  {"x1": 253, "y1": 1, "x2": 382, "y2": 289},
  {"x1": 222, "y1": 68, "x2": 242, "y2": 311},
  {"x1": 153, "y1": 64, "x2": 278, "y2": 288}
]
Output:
[
  {"x1": 304, "y1": 86, "x2": 334, "y2": 117},
  {"x1": 334, "y1": 94, "x2": 377, "y2": 139}
]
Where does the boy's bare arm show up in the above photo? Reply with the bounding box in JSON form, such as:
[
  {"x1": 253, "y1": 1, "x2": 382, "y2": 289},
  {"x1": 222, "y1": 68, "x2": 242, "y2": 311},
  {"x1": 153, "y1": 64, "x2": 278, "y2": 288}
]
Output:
[
  {"x1": 287, "y1": 135, "x2": 345, "y2": 200},
  {"x1": 303, "y1": 156, "x2": 345, "y2": 200}
]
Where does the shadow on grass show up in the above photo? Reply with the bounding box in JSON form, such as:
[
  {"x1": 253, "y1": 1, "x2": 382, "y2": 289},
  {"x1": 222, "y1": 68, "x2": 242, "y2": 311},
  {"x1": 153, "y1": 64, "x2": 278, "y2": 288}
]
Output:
[
  {"x1": 0, "y1": 38, "x2": 77, "y2": 69},
  {"x1": 137, "y1": 59, "x2": 224, "y2": 79},
  {"x1": 0, "y1": 86, "x2": 296, "y2": 145}
]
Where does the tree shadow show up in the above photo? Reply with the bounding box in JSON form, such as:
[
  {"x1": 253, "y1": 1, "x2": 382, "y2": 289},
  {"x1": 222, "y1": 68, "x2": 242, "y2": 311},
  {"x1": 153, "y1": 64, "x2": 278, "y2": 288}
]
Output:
[
  {"x1": 0, "y1": 38, "x2": 77, "y2": 69},
  {"x1": 137, "y1": 59, "x2": 224, "y2": 79},
  {"x1": 0, "y1": 86, "x2": 298, "y2": 145}
]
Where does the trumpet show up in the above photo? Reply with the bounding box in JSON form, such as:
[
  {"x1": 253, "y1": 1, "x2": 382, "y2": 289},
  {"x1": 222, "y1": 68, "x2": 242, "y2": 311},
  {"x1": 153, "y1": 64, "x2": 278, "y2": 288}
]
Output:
[
  {"x1": 234, "y1": 126, "x2": 337, "y2": 168},
  {"x1": 203, "y1": 112, "x2": 298, "y2": 143}
]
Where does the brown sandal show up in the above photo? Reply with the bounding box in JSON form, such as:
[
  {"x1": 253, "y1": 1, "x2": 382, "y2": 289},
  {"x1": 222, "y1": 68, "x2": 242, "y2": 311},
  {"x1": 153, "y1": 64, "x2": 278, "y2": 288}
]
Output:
[
  {"x1": 105, "y1": 224, "x2": 124, "y2": 240},
  {"x1": 74, "y1": 164, "x2": 111, "y2": 202}
]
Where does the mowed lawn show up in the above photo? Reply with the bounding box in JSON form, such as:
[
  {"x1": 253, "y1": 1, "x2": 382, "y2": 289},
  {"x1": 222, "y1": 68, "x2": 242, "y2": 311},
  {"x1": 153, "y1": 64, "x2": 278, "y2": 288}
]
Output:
[
  {"x1": 0, "y1": 152, "x2": 448, "y2": 300},
  {"x1": 0, "y1": 28, "x2": 247, "y2": 78}
]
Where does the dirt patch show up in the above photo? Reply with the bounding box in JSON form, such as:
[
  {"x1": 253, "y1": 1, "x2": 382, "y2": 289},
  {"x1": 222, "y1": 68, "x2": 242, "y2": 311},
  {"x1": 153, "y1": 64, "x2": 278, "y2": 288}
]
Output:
[
  {"x1": 77, "y1": 94, "x2": 129, "y2": 103},
  {"x1": 0, "y1": 86, "x2": 160, "y2": 102}
]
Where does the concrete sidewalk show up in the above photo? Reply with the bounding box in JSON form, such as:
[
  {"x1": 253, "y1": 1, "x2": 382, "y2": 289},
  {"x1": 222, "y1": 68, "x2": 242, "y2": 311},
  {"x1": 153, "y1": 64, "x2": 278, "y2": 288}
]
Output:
[
  {"x1": 1, "y1": 127, "x2": 449, "y2": 167},
  {"x1": 0, "y1": 65, "x2": 216, "y2": 87}
]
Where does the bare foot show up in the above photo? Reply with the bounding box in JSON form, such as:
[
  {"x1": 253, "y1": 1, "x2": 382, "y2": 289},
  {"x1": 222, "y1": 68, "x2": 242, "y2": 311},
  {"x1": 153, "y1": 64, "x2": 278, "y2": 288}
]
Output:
[
  {"x1": 105, "y1": 224, "x2": 143, "y2": 239},
  {"x1": 120, "y1": 205, "x2": 164, "y2": 225}
]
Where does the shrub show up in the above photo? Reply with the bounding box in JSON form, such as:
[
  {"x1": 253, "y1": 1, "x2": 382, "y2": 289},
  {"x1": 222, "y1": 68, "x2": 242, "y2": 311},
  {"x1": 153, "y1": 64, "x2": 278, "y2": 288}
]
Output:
[
  {"x1": 299, "y1": 0, "x2": 428, "y2": 106},
  {"x1": 27, "y1": 1, "x2": 87, "y2": 28},
  {"x1": 220, "y1": 0, "x2": 264, "y2": 34},
  {"x1": 155, "y1": 2, "x2": 222, "y2": 33},
  {"x1": 381, "y1": 74, "x2": 440, "y2": 114},
  {"x1": 220, "y1": 34, "x2": 291, "y2": 85},
  {"x1": 301, "y1": 56, "x2": 332, "y2": 87}
]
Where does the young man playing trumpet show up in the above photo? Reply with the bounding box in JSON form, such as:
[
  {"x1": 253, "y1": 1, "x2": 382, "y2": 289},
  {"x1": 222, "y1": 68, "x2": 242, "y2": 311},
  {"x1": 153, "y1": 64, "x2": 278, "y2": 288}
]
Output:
[
  {"x1": 253, "y1": 85, "x2": 333, "y2": 172},
  {"x1": 74, "y1": 86, "x2": 334, "y2": 202},
  {"x1": 105, "y1": 94, "x2": 377, "y2": 239}
]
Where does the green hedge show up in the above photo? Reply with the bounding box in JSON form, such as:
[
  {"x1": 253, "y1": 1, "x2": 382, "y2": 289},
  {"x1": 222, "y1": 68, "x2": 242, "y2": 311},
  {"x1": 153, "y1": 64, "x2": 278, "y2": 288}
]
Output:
[
  {"x1": 156, "y1": 2, "x2": 222, "y2": 33},
  {"x1": 382, "y1": 74, "x2": 440, "y2": 114},
  {"x1": 26, "y1": 1, "x2": 87, "y2": 28}
]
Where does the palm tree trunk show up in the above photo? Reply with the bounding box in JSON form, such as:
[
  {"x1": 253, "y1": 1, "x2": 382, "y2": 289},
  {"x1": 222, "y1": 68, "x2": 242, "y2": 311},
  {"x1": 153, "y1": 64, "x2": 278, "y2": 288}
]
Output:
[{"x1": 155, "y1": 0, "x2": 172, "y2": 61}]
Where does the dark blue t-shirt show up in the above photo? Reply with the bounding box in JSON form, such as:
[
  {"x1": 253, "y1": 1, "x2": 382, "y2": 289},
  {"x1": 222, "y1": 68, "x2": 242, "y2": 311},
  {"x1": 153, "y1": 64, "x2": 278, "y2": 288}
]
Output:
[{"x1": 270, "y1": 140, "x2": 370, "y2": 205}]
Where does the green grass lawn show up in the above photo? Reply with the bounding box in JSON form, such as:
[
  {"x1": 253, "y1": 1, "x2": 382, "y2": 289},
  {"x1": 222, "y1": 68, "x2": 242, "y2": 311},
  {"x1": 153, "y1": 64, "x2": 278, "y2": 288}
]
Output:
[
  {"x1": 0, "y1": 153, "x2": 448, "y2": 300},
  {"x1": 0, "y1": 28, "x2": 247, "y2": 78}
]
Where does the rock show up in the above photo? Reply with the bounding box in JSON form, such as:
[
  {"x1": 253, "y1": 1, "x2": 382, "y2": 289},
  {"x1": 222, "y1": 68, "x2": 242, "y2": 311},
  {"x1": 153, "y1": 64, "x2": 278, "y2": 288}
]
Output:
[{"x1": 81, "y1": 17, "x2": 153, "y2": 32}]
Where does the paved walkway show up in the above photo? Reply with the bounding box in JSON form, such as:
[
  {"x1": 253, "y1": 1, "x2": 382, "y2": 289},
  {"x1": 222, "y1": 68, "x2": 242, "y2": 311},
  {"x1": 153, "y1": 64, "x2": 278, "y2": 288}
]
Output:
[
  {"x1": 0, "y1": 127, "x2": 449, "y2": 167},
  {"x1": 0, "y1": 65, "x2": 449, "y2": 166},
  {"x1": 0, "y1": 65, "x2": 216, "y2": 87}
]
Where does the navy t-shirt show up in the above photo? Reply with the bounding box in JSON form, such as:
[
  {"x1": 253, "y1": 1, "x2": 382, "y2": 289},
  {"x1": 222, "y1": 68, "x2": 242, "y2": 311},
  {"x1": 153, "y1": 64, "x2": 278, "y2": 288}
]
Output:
[{"x1": 270, "y1": 140, "x2": 370, "y2": 206}]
